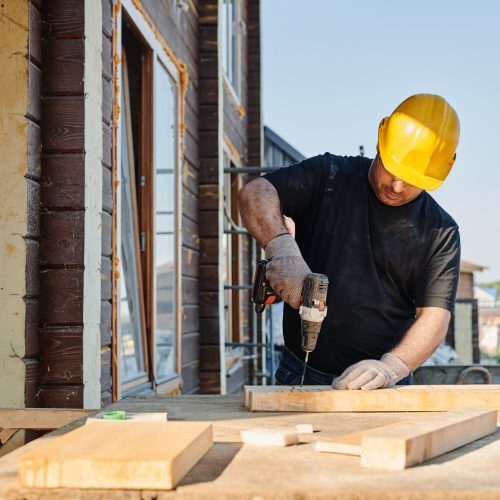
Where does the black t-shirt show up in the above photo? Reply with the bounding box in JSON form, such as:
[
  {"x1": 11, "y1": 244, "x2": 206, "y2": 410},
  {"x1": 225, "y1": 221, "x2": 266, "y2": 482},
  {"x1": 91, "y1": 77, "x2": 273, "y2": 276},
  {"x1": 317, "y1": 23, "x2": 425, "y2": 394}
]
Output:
[{"x1": 264, "y1": 153, "x2": 461, "y2": 375}]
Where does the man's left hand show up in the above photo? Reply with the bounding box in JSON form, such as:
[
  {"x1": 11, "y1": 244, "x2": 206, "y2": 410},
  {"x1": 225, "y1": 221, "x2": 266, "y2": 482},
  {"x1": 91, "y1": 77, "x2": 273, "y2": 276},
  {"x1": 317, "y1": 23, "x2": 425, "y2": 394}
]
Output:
[{"x1": 332, "y1": 353, "x2": 410, "y2": 390}]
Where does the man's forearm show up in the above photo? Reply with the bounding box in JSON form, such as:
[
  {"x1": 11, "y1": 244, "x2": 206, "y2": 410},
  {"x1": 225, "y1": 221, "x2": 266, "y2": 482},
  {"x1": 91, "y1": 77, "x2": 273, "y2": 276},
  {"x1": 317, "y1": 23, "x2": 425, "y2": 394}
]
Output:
[
  {"x1": 238, "y1": 178, "x2": 287, "y2": 248},
  {"x1": 390, "y1": 307, "x2": 451, "y2": 371}
]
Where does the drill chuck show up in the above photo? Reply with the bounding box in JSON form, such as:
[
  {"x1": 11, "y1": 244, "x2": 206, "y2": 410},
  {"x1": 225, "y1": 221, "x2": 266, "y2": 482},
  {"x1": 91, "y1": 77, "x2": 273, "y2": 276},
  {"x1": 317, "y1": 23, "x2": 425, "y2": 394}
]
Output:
[{"x1": 299, "y1": 273, "x2": 328, "y2": 353}]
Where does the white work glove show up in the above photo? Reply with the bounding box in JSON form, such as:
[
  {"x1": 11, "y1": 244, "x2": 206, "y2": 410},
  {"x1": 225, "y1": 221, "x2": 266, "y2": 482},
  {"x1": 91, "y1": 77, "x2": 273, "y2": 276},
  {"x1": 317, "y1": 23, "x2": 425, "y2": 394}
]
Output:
[
  {"x1": 264, "y1": 233, "x2": 311, "y2": 309},
  {"x1": 332, "y1": 353, "x2": 409, "y2": 390}
]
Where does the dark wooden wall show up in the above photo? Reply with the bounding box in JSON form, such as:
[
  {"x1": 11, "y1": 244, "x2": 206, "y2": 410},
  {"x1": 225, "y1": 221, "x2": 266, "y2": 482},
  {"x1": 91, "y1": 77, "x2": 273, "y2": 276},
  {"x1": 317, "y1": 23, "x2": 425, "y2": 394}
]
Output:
[
  {"x1": 247, "y1": 0, "x2": 262, "y2": 169},
  {"x1": 37, "y1": 0, "x2": 113, "y2": 408},
  {"x1": 39, "y1": 0, "x2": 86, "y2": 408},
  {"x1": 198, "y1": 0, "x2": 221, "y2": 393},
  {"x1": 141, "y1": 0, "x2": 201, "y2": 394},
  {"x1": 101, "y1": 0, "x2": 114, "y2": 406},
  {"x1": 25, "y1": 0, "x2": 43, "y2": 411},
  {"x1": 198, "y1": 0, "x2": 260, "y2": 394}
]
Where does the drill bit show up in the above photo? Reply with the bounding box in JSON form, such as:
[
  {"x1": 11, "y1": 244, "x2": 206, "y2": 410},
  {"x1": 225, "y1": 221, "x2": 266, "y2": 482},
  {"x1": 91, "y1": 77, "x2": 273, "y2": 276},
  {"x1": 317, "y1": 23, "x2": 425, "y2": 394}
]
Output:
[{"x1": 300, "y1": 352, "x2": 309, "y2": 387}]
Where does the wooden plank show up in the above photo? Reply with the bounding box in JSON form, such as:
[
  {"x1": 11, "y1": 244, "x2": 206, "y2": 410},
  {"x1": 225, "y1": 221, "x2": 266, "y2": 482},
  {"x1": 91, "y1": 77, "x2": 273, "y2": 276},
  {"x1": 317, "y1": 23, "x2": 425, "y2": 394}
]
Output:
[
  {"x1": 25, "y1": 238, "x2": 40, "y2": 298},
  {"x1": 40, "y1": 211, "x2": 85, "y2": 266},
  {"x1": 101, "y1": 211, "x2": 112, "y2": 257},
  {"x1": 42, "y1": 154, "x2": 85, "y2": 209},
  {"x1": 182, "y1": 247, "x2": 199, "y2": 278},
  {"x1": 24, "y1": 298, "x2": 40, "y2": 358},
  {"x1": 182, "y1": 360, "x2": 200, "y2": 395},
  {"x1": 316, "y1": 421, "x2": 416, "y2": 456},
  {"x1": 100, "y1": 300, "x2": 112, "y2": 345},
  {"x1": 245, "y1": 385, "x2": 500, "y2": 413},
  {"x1": 39, "y1": 269, "x2": 84, "y2": 325},
  {"x1": 361, "y1": 408, "x2": 498, "y2": 470},
  {"x1": 29, "y1": 2, "x2": 42, "y2": 66},
  {"x1": 100, "y1": 256, "x2": 112, "y2": 301},
  {"x1": 39, "y1": 327, "x2": 83, "y2": 384},
  {"x1": 182, "y1": 305, "x2": 200, "y2": 334},
  {"x1": 42, "y1": 97, "x2": 85, "y2": 153},
  {"x1": 18, "y1": 421, "x2": 213, "y2": 489},
  {"x1": 36, "y1": 385, "x2": 84, "y2": 408},
  {"x1": 0, "y1": 409, "x2": 93, "y2": 430},
  {"x1": 42, "y1": 39, "x2": 84, "y2": 95},
  {"x1": 43, "y1": 0, "x2": 84, "y2": 38}
]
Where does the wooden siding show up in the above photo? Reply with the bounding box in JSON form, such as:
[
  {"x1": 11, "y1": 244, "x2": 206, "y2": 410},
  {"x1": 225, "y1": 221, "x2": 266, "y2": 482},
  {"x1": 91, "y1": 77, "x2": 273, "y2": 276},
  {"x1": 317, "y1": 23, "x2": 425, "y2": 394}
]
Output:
[
  {"x1": 39, "y1": 0, "x2": 86, "y2": 408},
  {"x1": 140, "y1": 0, "x2": 201, "y2": 394},
  {"x1": 198, "y1": 0, "x2": 261, "y2": 394},
  {"x1": 100, "y1": 0, "x2": 114, "y2": 406},
  {"x1": 26, "y1": 0, "x2": 43, "y2": 409},
  {"x1": 198, "y1": 0, "x2": 221, "y2": 393}
]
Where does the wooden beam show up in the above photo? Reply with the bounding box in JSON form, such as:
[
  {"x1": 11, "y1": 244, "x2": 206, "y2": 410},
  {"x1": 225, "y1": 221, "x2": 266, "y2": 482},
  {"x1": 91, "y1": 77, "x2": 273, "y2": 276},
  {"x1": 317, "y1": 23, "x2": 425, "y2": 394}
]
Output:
[
  {"x1": 18, "y1": 421, "x2": 213, "y2": 489},
  {"x1": 244, "y1": 385, "x2": 500, "y2": 412},
  {"x1": 0, "y1": 409, "x2": 94, "y2": 430},
  {"x1": 361, "y1": 408, "x2": 497, "y2": 470}
]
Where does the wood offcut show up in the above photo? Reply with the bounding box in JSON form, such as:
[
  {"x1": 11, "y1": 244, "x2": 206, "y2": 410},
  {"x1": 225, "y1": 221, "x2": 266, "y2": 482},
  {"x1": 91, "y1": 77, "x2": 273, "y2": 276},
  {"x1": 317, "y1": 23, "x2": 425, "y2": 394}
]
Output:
[
  {"x1": 361, "y1": 408, "x2": 497, "y2": 470},
  {"x1": 316, "y1": 408, "x2": 498, "y2": 465}
]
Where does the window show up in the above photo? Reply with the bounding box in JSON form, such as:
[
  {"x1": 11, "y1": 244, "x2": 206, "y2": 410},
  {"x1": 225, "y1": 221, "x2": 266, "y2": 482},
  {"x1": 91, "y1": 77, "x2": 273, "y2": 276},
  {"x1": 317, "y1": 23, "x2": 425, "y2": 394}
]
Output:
[
  {"x1": 119, "y1": 50, "x2": 148, "y2": 385},
  {"x1": 222, "y1": 151, "x2": 242, "y2": 347},
  {"x1": 153, "y1": 59, "x2": 178, "y2": 380},
  {"x1": 221, "y1": 0, "x2": 242, "y2": 94},
  {"x1": 117, "y1": 14, "x2": 181, "y2": 395}
]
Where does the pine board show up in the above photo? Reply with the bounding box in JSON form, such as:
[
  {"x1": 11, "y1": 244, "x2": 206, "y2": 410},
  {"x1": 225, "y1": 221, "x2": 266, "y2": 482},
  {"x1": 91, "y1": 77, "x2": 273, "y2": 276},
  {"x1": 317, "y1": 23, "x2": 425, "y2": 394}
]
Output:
[
  {"x1": 361, "y1": 408, "x2": 497, "y2": 469},
  {"x1": 245, "y1": 385, "x2": 500, "y2": 412},
  {"x1": 18, "y1": 421, "x2": 213, "y2": 489}
]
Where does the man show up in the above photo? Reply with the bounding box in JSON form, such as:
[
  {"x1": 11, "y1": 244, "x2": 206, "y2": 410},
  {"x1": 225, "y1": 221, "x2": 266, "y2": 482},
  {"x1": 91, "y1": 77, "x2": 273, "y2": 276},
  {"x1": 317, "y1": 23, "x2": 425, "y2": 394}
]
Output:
[{"x1": 238, "y1": 94, "x2": 461, "y2": 390}]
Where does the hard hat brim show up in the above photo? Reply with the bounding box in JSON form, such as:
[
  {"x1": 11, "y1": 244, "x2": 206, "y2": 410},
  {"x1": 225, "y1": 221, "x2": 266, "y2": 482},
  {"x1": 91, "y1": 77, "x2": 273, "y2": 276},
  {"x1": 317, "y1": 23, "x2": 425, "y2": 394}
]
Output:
[{"x1": 378, "y1": 119, "x2": 444, "y2": 191}]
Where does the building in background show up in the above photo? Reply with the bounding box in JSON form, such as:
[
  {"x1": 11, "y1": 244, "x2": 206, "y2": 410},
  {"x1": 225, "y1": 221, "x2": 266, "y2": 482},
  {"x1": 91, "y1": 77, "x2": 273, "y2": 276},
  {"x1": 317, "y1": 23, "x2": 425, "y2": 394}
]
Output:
[
  {"x1": 445, "y1": 260, "x2": 486, "y2": 364},
  {"x1": 0, "y1": 0, "x2": 262, "y2": 451}
]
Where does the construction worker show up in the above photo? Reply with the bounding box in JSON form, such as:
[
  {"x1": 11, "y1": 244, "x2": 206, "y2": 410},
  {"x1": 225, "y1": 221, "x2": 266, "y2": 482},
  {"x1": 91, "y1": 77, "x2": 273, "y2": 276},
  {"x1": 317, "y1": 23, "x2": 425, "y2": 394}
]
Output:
[{"x1": 239, "y1": 94, "x2": 461, "y2": 390}]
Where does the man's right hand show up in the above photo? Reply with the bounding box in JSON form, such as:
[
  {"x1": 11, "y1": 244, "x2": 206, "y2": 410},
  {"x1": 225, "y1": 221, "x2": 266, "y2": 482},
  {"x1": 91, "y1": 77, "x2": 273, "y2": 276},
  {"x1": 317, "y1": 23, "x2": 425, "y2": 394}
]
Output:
[{"x1": 264, "y1": 233, "x2": 311, "y2": 309}]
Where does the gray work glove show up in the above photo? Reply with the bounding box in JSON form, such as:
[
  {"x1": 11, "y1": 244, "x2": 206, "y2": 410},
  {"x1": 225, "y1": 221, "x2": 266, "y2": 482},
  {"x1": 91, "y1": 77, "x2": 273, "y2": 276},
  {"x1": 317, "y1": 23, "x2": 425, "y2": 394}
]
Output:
[
  {"x1": 264, "y1": 233, "x2": 311, "y2": 309},
  {"x1": 332, "y1": 353, "x2": 409, "y2": 390}
]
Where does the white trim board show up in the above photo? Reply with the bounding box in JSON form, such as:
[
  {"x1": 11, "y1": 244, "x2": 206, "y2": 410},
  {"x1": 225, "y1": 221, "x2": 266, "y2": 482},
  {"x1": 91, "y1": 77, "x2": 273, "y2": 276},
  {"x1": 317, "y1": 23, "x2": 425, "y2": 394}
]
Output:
[{"x1": 83, "y1": 0, "x2": 103, "y2": 409}]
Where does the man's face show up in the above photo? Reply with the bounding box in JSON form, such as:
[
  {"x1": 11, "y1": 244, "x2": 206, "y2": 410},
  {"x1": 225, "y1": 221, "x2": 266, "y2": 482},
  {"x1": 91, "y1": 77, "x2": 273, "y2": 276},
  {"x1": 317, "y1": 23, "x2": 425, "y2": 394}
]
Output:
[{"x1": 369, "y1": 155, "x2": 423, "y2": 206}]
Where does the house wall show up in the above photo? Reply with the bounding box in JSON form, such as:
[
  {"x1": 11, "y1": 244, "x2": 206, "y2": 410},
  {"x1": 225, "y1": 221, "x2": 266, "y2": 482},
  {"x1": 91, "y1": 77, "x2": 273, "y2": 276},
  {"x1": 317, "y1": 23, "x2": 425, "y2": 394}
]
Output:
[
  {"x1": 2, "y1": 0, "x2": 261, "y2": 413},
  {"x1": 457, "y1": 271, "x2": 474, "y2": 300},
  {"x1": 198, "y1": 0, "x2": 222, "y2": 393},
  {"x1": 0, "y1": 0, "x2": 40, "y2": 452},
  {"x1": 198, "y1": 0, "x2": 261, "y2": 393},
  {"x1": 37, "y1": 0, "x2": 112, "y2": 409}
]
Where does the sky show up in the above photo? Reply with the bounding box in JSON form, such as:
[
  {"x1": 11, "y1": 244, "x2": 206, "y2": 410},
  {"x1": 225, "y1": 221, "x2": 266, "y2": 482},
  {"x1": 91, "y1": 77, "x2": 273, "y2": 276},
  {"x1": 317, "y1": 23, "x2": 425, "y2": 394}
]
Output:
[{"x1": 262, "y1": 0, "x2": 500, "y2": 283}]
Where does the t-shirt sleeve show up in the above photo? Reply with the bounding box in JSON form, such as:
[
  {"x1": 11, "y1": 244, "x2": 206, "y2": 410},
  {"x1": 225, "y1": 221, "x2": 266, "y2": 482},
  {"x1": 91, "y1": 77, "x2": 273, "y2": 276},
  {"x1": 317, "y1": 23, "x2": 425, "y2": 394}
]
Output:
[
  {"x1": 263, "y1": 153, "x2": 332, "y2": 222},
  {"x1": 414, "y1": 226, "x2": 461, "y2": 312}
]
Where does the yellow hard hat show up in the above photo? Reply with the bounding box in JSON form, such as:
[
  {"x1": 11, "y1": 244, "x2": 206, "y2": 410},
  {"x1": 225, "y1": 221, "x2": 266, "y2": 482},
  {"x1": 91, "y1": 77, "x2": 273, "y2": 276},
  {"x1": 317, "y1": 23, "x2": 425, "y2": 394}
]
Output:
[{"x1": 378, "y1": 94, "x2": 460, "y2": 191}]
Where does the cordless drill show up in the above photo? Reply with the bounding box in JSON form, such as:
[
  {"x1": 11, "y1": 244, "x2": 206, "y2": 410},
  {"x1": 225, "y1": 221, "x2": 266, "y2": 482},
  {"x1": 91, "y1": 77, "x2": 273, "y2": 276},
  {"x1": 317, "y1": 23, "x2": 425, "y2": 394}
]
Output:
[{"x1": 252, "y1": 259, "x2": 329, "y2": 386}]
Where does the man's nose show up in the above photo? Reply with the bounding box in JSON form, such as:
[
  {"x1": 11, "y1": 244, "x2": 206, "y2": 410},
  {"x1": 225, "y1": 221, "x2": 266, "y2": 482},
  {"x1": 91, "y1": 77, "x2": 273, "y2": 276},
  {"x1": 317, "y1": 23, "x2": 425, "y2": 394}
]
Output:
[{"x1": 392, "y1": 179, "x2": 405, "y2": 194}]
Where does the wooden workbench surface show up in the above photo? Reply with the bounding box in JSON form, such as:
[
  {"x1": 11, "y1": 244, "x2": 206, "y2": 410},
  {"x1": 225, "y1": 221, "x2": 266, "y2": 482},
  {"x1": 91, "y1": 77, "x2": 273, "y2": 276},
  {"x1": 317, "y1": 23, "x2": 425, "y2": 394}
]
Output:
[{"x1": 1, "y1": 395, "x2": 499, "y2": 499}]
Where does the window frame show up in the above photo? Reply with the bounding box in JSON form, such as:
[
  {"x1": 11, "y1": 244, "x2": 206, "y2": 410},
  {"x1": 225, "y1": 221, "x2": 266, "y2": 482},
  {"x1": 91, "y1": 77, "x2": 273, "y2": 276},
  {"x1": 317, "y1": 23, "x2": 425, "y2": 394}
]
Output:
[
  {"x1": 221, "y1": 0, "x2": 243, "y2": 100},
  {"x1": 222, "y1": 143, "x2": 243, "y2": 349},
  {"x1": 119, "y1": 48, "x2": 150, "y2": 391},
  {"x1": 114, "y1": 0, "x2": 183, "y2": 400}
]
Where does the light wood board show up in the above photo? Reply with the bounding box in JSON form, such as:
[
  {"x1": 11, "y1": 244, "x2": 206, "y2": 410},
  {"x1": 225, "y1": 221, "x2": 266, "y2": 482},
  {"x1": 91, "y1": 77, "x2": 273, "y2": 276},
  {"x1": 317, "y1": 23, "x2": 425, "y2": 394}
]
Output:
[
  {"x1": 361, "y1": 408, "x2": 497, "y2": 470},
  {"x1": 18, "y1": 421, "x2": 212, "y2": 490},
  {"x1": 240, "y1": 428, "x2": 299, "y2": 446},
  {"x1": 244, "y1": 385, "x2": 500, "y2": 412},
  {"x1": 0, "y1": 408, "x2": 94, "y2": 430}
]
